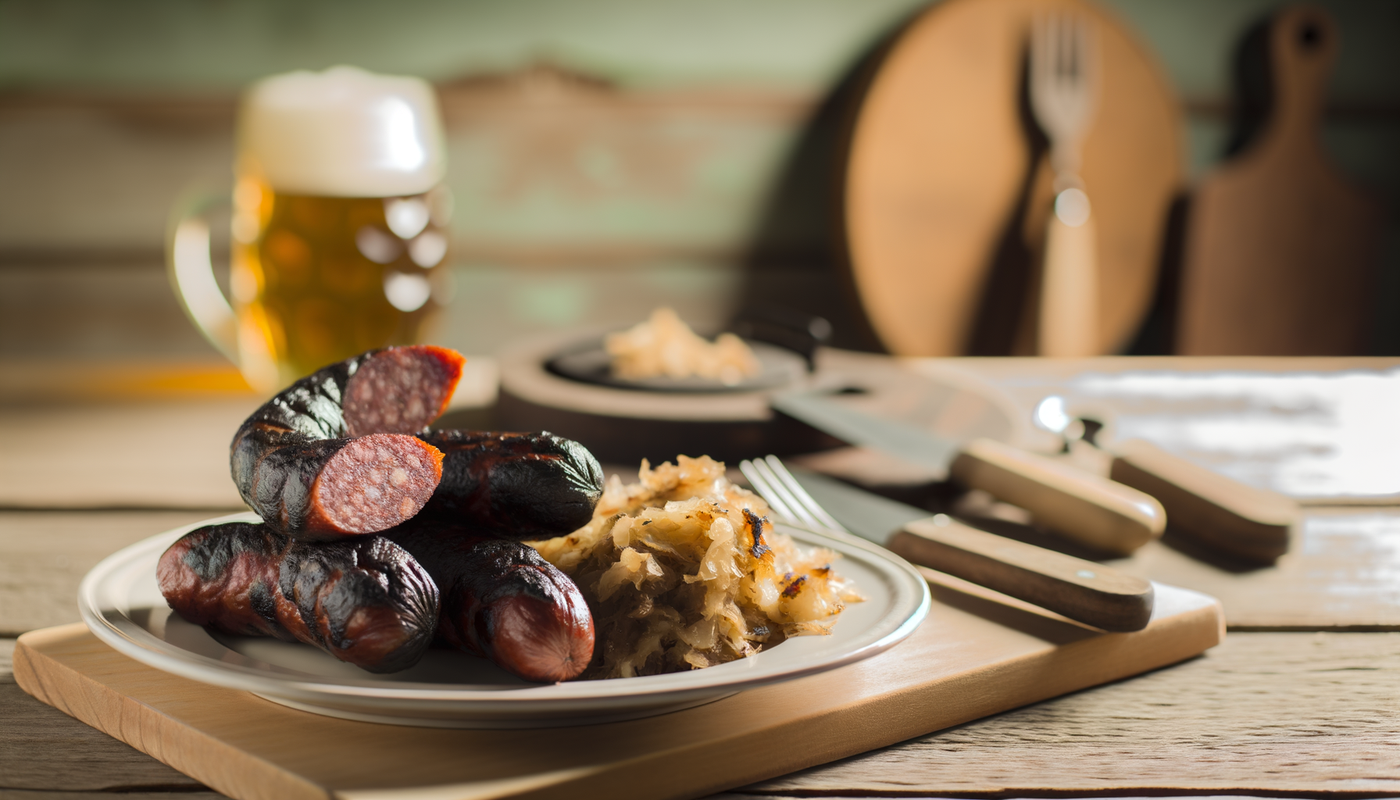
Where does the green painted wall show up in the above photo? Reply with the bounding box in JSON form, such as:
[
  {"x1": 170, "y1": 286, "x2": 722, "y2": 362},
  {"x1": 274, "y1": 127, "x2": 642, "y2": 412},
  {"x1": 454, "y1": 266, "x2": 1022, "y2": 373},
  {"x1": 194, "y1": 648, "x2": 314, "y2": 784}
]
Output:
[{"x1": 2, "y1": 0, "x2": 1397, "y2": 355}]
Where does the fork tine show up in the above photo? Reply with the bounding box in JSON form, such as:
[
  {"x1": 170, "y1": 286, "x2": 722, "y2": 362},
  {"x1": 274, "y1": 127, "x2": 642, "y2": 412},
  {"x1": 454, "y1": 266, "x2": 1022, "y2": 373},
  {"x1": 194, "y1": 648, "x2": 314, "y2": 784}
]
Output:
[
  {"x1": 1078, "y1": 16, "x2": 1098, "y2": 84},
  {"x1": 738, "y1": 459, "x2": 798, "y2": 524},
  {"x1": 1065, "y1": 15, "x2": 1080, "y2": 79},
  {"x1": 762, "y1": 456, "x2": 852, "y2": 535},
  {"x1": 754, "y1": 458, "x2": 825, "y2": 529}
]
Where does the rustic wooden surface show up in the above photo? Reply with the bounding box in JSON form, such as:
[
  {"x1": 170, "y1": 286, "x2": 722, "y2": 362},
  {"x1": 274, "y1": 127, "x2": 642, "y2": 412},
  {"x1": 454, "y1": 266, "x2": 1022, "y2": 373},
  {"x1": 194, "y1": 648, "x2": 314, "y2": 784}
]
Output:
[
  {"x1": 754, "y1": 631, "x2": 1400, "y2": 797},
  {"x1": 3, "y1": 356, "x2": 1400, "y2": 799},
  {"x1": 5, "y1": 633, "x2": 1396, "y2": 798}
]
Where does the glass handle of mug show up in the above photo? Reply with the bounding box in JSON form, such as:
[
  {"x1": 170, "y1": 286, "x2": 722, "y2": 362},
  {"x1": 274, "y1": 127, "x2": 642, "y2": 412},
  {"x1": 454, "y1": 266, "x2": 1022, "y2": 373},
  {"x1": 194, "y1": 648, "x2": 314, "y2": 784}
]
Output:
[{"x1": 166, "y1": 186, "x2": 240, "y2": 365}]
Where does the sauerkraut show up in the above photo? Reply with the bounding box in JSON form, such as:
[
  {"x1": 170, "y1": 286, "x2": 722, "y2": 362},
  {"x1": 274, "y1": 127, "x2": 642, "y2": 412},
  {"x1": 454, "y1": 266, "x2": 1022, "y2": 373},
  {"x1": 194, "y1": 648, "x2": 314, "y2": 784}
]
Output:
[
  {"x1": 530, "y1": 456, "x2": 862, "y2": 679},
  {"x1": 605, "y1": 307, "x2": 761, "y2": 385}
]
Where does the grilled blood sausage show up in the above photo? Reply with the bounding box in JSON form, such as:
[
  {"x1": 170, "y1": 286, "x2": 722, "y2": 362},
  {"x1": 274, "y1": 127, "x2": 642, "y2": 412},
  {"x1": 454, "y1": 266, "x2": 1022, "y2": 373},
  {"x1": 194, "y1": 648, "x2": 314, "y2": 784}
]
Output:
[
  {"x1": 389, "y1": 522, "x2": 595, "y2": 683},
  {"x1": 231, "y1": 345, "x2": 465, "y2": 539},
  {"x1": 418, "y1": 430, "x2": 604, "y2": 540},
  {"x1": 158, "y1": 521, "x2": 440, "y2": 673},
  {"x1": 156, "y1": 522, "x2": 296, "y2": 641}
]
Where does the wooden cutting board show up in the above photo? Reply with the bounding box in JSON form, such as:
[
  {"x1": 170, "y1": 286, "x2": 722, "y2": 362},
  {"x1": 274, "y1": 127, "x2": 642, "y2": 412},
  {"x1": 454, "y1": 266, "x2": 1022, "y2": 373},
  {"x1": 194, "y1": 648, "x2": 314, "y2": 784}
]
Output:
[
  {"x1": 843, "y1": 0, "x2": 1182, "y2": 356},
  {"x1": 1176, "y1": 5, "x2": 1382, "y2": 356},
  {"x1": 16, "y1": 579, "x2": 1222, "y2": 800}
]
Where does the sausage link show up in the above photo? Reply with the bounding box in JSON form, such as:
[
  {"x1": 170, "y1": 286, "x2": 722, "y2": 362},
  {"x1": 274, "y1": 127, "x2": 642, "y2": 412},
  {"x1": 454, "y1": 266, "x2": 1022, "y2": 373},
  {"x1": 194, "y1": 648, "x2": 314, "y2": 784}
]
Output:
[
  {"x1": 388, "y1": 521, "x2": 595, "y2": 683},
  {"x1": 277, "y1": 536, "x2": 441, "y2": 673},
  {"x1": 417, "y1": 430, "x2": 603, "y2": 540},
  {"x1": 158, "y1": 522, "x2": 440, "y2": 673},
  {"x1": 156, "y1": 521, "x2": 297, "y2": 641},
  {"x1": 231, "y1": 345, "x2": 464, "y2": 538}
]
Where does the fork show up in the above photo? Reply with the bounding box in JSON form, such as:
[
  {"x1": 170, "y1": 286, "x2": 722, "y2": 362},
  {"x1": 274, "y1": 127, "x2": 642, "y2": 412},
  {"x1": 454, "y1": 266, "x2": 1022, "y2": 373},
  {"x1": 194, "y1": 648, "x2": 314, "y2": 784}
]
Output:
[
  {"x1": 740, "y1": 455, "x2": 1155, "y2": 632},
  {"x1": 1030, "y1": 13, "x2": 1101, "y2": 357}
]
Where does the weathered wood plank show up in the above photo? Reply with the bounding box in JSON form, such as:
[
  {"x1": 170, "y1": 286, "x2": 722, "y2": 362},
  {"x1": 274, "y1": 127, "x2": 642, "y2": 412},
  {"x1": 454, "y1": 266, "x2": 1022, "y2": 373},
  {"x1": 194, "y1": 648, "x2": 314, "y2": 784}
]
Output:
[
  {"x1": 1113, "y1": 508, "x2": 1400, "y2": 630},
  {"x1": 3, "y1": 634, "x2": 1395, "y2": 796},
  {"x1": 750, "y1": 632, "x2": 1400, "y2": 797},
  {"x1": 0, "y1": 400, "x2": 256, "y2": 510},
  {"x1": 906, "y1": 356, "x2": 1400, "y2": 503},
  {"x1": 0, "y1": 511, "x2": 217, "y2": 636}
]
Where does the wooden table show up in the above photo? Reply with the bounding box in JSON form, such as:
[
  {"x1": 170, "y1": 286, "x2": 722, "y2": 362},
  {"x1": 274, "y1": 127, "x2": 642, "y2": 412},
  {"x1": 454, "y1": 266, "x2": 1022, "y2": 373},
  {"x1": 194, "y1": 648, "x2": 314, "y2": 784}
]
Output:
[{"x1": 3, "y1": 356, "x2": 1400, "y2": 799}]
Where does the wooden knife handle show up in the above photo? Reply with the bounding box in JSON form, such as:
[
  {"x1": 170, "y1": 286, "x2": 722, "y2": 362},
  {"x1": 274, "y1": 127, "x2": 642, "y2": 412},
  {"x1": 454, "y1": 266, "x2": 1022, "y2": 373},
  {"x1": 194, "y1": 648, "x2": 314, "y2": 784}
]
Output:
[
  {"x1": 1109, "y1": 438, "x2": 1297, "y2": 563},
  {"x1": 888, "y1": 515, "x2": 1155, "y2": 632},
  {"x1": 949, "y1": 438, "x2": 1165, "y2": 557}
]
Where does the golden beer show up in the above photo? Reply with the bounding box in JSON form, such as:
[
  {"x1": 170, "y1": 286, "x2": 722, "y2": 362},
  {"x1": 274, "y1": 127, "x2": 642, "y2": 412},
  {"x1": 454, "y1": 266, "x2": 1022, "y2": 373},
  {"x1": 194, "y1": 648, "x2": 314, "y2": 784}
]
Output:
[
  {"x1": 169, "y1": 65, "x2": 451, "y2": 392},
  {"x1": 230, "y1": 178, "x2": 452, "y2": 389}
]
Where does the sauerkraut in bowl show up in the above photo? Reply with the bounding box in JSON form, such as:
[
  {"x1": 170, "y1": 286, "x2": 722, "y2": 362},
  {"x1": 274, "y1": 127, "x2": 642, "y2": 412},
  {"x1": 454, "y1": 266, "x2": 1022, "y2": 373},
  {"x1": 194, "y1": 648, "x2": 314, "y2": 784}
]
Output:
[{"x1": 530, "y1": 456, "x2": 863, "y2": 680}]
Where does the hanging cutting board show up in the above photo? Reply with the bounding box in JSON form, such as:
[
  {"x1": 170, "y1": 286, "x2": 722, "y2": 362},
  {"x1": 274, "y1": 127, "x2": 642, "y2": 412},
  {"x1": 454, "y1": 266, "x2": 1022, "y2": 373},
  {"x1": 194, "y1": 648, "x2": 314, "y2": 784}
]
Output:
[
  {"x1": 17, "y1": 580, "x2": 1222, "y2": 800},
  {"x1": 1176, "y1": 5, "x2": 1381, "y2": 356},
  {"x1": 843, "y1": 0, "x2": 1182, "y2": 356}
]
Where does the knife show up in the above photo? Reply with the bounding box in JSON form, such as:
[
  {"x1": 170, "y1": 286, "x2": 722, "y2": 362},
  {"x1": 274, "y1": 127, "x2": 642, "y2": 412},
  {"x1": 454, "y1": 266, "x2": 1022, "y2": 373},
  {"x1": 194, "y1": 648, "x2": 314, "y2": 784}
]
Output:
[
  {"x1": 772, "y1": 390, "x2": 1166, "y2": 557},
  {"x1": 752, "y1": 461, "x2": 1155, "y2": 632}
]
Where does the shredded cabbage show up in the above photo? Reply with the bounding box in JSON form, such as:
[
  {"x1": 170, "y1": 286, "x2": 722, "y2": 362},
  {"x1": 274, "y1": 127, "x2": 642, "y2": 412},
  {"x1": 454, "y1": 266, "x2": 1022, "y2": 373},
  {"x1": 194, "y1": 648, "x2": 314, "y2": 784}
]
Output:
[{"x1": 530, "y1": 455, "x2": 862, "y2": 679}]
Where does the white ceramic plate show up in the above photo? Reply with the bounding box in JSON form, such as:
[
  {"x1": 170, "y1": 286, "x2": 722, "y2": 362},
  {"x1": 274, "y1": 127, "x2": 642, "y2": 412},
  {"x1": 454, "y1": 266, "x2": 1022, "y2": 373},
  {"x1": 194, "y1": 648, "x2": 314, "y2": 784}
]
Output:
[{"x1": 79, "y1": 512, "x2": 930, "y2": 729}]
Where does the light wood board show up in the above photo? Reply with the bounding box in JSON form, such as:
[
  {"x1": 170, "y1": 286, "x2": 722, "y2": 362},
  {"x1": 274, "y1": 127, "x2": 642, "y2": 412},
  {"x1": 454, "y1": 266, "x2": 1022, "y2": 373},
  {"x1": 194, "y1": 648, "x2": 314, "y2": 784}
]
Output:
[
  {"x1": 15, "y1": 580, "x2": 1221, "y2": 800},
  {"x1": 843, "y1": 0, "x2": 1182, "y2": 356}
]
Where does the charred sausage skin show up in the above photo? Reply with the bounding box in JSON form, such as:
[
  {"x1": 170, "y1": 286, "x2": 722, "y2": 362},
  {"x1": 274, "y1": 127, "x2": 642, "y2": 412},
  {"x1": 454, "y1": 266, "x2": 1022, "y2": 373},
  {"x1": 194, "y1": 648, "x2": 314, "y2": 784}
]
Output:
[
  {"x1": 388, "y1": 520, "x2": 595, "y2": 683},
  {"x1": 158, "y1": 521, "x2": 440, "y2": 673},
  {"x1": 277, "y1": 535, "x2": 441, "y2": 673},
  {"x1": 231, "y1": 345, "x2": 464, "y2": 538},
  {"x1": 156, "y1": 521, "x2": 298, "y2": 641},
  {"x1": 418, "y1": 430, "x2": 604, "y2": 540}
]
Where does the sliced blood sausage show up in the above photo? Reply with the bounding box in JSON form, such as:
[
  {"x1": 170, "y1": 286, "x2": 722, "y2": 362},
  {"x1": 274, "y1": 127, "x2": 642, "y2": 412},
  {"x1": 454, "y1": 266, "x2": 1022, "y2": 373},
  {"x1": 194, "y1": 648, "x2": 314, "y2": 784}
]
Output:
[
  {"x1": 388, "y1": 521, "x2": 595, "y2": 683},
  {"x1": 231, "y1": 345, "x2": 465, "y2": 538},
  {"x1": 417, "y1": 430, "x2": 604, "y2": 540},
  {"x1": 158, "y1": 521, "x2": 440, "y2": 673}
]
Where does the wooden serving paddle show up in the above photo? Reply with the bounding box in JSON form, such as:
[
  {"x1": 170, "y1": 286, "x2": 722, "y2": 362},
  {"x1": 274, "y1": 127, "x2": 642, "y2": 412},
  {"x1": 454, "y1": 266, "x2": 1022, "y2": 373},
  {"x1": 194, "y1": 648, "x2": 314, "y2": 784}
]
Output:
[
  {"x1": 842, "y1": 0, "x2": 1182, "y2": 356},
  {"x1": 1177, "y1": 4, "x2": 1382, "y2": 355}
]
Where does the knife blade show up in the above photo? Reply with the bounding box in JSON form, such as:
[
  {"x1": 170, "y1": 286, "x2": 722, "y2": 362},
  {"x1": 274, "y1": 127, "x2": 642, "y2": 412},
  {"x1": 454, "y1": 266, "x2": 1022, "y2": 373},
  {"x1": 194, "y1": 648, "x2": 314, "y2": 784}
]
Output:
[
  {"x1": 772, "y1": 390, "x2": 1166, "y2": 556},
  {"x1": 766, "y1": 464, "x2": 1154, "y2": 632}
]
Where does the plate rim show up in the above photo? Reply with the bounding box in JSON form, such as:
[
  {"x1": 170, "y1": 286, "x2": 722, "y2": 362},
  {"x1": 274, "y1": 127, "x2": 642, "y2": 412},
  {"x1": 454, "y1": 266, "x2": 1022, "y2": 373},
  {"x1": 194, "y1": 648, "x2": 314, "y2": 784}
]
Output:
[
  {"x1": 79, "y1": 511, "x2": 931, "y2": 715},
  {"x1": 546, "y1": 335, "x2": 808, "y2": 394}
]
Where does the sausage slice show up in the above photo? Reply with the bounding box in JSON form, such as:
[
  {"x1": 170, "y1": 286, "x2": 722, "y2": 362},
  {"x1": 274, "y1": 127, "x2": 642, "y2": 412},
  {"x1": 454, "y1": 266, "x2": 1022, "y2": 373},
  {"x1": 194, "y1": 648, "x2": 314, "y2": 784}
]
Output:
[{"x1": 231, "y1": 345, "x2": 464, "y2": 538}]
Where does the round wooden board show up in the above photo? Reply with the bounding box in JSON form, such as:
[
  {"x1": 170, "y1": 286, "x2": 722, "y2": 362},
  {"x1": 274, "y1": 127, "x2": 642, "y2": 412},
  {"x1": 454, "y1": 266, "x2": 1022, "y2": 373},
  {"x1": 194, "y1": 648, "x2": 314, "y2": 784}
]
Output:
[{"x1": 844, "y1": 0, "x2": 1183, "y2": 356}]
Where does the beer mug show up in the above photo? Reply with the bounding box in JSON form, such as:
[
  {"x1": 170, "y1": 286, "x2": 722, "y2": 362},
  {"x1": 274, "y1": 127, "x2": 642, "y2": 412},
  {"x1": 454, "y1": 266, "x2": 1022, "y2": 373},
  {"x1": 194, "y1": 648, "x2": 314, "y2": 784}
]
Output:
[{"x1": 168, "y1": 66, "x2": 452, "y2": 393}]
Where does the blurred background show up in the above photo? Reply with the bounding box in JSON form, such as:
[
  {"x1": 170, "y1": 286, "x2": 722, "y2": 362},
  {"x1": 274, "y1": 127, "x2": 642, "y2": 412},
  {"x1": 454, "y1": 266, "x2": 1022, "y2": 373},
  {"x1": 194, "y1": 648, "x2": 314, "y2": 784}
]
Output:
[{"x1": 1, "y1": 0, "x2": 1398, "y2": 397}]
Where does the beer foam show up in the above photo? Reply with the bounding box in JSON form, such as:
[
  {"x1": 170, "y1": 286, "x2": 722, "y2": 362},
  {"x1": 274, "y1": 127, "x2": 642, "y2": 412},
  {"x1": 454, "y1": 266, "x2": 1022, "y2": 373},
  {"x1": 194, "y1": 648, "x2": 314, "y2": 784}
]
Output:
[{"x1": 240, "y1": 66, "x2": 446, "y2": 197}]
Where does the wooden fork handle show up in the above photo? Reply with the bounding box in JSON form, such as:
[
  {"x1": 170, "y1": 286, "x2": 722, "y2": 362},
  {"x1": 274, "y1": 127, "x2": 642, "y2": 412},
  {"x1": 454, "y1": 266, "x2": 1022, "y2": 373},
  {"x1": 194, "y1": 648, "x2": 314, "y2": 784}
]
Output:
[
  {"x1": 888, "y1": 515, "x2": 1155, "y2": 632},
  {"x1": 1038, "y1": 207, "x2": 1099, "y2": 356}
]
